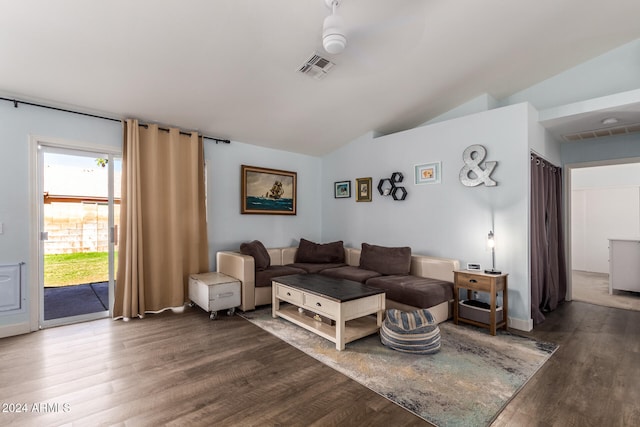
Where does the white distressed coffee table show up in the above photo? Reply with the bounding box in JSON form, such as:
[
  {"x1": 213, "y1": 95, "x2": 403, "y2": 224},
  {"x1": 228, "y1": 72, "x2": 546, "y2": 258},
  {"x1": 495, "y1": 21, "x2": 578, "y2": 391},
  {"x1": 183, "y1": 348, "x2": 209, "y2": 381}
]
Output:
[{"x1": 272, "y1": 274, "x2": 385, "y2": 351}]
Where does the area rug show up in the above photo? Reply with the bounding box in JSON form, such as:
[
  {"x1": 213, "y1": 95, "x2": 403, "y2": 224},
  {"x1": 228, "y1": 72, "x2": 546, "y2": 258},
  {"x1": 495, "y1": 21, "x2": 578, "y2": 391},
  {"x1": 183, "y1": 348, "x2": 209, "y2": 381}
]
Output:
[{"x1": 241, "y1": 307, "x2": 558, "y2": 427}]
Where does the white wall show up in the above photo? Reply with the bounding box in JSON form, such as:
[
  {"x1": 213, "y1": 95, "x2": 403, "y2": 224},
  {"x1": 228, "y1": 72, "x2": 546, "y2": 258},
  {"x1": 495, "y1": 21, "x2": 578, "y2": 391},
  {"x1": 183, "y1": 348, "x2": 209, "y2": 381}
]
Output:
[
  {"x1": 571, "y1": 164, "x2": 640, "y2": 273},
  {"x1": 502, "y1": 38, "x2": 640, "y2": 110},
  {"x1": 572, "y1": 163, "x2": 640, "y2": 188},
  {"x1": 562, "y1": 133, "x2": 640, "y2": 165},
  {"x1": 0, "y1": 101, "x2": 122, "y2": 335},
  {"x1": 321, "y1": 103, "x2": 534, "y2": 326},
  {"x1": 205, "y1": 140, "x2": 322, "y2": 268}
]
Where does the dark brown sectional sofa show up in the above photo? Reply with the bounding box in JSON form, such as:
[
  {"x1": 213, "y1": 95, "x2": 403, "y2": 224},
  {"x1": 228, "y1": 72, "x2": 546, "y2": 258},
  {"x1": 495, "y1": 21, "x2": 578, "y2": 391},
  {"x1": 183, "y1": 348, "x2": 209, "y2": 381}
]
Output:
[{"x1": 216, "y1": 239, "x2": 460, "y2": 324}]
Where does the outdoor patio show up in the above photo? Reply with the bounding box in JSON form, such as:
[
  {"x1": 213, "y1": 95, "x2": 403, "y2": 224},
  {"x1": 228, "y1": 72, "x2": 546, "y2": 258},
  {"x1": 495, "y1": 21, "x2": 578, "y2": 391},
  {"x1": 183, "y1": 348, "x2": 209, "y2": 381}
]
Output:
[{"x1": 44, "y1": 282, "x2": 108, "y2": 320}]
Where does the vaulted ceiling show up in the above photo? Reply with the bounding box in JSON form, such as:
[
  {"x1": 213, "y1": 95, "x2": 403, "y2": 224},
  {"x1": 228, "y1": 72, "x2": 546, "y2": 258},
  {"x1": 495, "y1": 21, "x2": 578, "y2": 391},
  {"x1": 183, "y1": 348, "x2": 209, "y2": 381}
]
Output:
[{"x1": 2, "y1": 0, "x2": 640, "y2": 156}]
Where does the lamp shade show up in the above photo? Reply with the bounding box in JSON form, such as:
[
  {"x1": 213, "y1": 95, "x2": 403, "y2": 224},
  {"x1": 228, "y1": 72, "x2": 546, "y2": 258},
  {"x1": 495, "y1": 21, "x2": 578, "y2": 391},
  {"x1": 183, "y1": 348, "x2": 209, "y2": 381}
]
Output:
[
  {"x1": 487, "y1": 231, "x2": 495, "y2": 248},
  {"x1": 485, "y1": 230, "x2": 500, "y2": 274}
]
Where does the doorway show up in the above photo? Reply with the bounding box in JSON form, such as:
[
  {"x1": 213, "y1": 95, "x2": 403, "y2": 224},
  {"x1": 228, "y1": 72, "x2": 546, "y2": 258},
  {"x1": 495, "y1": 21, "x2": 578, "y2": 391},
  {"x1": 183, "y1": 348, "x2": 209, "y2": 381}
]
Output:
[
  {"x1": 35, "y1": 142, "x2": 121, "y2": 327},
  {"x1": 567, "y1": 159, "x2": 640, "y2": 311}
]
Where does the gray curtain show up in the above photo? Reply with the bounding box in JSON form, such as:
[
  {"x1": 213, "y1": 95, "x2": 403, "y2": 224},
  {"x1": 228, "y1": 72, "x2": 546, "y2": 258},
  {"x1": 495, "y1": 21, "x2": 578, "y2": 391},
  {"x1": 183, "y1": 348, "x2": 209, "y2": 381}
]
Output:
[{"x1": 530, "y1": 153, "x2": 567, "y2": 324}]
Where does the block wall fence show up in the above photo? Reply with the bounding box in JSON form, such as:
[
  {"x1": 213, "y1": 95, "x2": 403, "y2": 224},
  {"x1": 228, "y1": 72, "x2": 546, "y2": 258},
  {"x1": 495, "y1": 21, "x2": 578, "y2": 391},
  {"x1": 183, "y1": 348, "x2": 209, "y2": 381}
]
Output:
[{"x1": 44, "y1": 202, "x2": 120, "y2": 254}]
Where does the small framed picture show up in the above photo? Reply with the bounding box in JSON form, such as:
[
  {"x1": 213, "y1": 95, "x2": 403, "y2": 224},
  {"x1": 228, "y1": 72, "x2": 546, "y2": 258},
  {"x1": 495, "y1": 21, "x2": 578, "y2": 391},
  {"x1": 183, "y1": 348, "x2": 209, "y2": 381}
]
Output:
[
  {"x1": 414, "y1": 162, "x2": 441, "y2": 185},
  {"x1": 334, "y1": 180, "x2": 351, "y2": 198},
  {"x1": 355, "y1": 177, "x2": 372, "y2": 202}
]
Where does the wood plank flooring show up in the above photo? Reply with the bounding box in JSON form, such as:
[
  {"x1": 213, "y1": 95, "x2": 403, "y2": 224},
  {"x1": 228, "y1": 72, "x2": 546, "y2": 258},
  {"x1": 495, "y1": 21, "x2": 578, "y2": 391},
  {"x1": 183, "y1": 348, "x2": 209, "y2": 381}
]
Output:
[
  {"x1": 571, "y1": 270, "x2": 640, "y2": 312},
  {"x1": 492, "y1": 301, "x2": 640, "y2": 427},
  {"x1": 0, "y1": 301, "x2": 638, "y2": 426}
]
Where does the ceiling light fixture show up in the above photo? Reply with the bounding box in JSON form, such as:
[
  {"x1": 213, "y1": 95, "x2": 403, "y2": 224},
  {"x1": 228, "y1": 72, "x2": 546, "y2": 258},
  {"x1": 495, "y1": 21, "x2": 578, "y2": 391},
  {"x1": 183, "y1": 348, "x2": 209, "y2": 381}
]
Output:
[
  {"x1": 323, "y1": 0, "x2": 346, "y2": 54},
  {"x1": 601, "y1": 117, "x2": 619, "y2": 125}
]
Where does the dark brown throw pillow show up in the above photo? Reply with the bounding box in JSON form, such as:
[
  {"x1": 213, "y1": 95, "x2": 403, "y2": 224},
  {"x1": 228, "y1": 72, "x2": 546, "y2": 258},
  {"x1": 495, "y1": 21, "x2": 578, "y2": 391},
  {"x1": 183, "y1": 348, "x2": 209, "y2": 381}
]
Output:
[
  {"x1": 295, "y1": 238, "x2": 345, "y2": 263},
  {"x1": 359, "y1": 242, "x2": 411, "y2": 275},
  {"x1": 240, "y1": 240, "x2": 270, "y2": 271}
]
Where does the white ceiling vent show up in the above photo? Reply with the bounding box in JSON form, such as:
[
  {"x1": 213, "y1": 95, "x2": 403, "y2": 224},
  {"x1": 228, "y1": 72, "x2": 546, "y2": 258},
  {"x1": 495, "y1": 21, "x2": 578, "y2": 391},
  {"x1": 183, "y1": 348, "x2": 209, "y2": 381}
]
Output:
[
  {"x1": 563, "y1": 123, "x2": 640, "y2": 141},
  {"x1": 297, "y1": 53, "x2": 335, "y2": 80}
]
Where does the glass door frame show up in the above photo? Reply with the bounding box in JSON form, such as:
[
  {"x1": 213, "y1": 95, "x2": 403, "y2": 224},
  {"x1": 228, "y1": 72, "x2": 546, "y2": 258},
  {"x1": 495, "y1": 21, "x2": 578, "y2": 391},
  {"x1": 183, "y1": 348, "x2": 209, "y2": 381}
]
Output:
[{"x1": 29, "y1": 136, "x2": 121, "y2": 329}]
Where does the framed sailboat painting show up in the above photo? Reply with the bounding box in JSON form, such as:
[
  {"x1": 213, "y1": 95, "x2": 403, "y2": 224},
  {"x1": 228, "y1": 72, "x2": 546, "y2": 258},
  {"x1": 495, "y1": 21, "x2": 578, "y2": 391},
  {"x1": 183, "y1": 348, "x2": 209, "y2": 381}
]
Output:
[{"x1": 241, "y1": 165, "x2": 297, "y2": 215}]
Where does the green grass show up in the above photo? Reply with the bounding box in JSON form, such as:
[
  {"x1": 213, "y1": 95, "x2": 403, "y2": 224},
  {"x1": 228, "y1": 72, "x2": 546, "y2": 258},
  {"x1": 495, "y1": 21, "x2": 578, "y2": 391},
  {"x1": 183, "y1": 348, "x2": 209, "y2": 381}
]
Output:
[{"x1": 44, "y1": 252, "x2": 117, "y2": 287}]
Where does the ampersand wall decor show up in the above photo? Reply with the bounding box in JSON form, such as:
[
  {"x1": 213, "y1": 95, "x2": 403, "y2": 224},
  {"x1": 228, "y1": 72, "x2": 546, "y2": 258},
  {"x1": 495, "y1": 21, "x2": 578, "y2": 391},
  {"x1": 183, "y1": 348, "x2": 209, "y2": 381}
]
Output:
[{"x1": 459, "y1": 144, "x2": 498, "y2": 187}]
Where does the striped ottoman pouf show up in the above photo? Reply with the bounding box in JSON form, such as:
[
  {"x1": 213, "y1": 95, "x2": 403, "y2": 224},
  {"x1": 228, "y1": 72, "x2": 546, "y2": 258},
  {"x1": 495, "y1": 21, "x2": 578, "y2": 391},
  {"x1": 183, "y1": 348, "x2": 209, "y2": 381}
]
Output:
[{"x1": 380, "y1": 308, "x2": 441, "y2": 354}]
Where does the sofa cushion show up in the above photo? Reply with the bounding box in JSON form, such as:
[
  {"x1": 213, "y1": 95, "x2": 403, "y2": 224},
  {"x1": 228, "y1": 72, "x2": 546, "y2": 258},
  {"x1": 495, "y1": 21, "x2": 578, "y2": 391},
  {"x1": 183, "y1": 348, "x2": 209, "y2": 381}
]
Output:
[
  {"x1": 294, "y1": 238, "x2": 345, "y2": 263},
  {"x1": 319, "y1": 266, "x2": 381, "y2": 283},
  {"x1": 240, "y1": 240, "x2": 271, "y2": 271},
  {"x1": 287, "y1": 262, "x2": 347, "y2": 274},
  {"x1": 365, "y1": 275, "x2": 453, "y2": 308},
  {"x1": 255, "y1": 265, "x2": 306, "y2": 288},
  {"x1": 359, "y1": 243, "x2": 411, "y2": 275}
]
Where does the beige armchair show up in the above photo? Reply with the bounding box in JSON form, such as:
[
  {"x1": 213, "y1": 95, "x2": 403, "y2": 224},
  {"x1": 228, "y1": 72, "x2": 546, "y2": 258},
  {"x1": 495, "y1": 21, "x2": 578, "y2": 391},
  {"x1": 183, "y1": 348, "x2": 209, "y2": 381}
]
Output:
[{"x1": 216, "y1": 247, "x2": 299, "y2": 311}]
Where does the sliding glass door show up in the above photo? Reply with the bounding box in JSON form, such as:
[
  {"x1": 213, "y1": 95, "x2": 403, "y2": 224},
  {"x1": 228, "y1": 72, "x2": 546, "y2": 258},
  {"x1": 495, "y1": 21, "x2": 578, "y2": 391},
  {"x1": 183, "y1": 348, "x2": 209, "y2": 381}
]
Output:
[{"x1": 38, "y1": 145, "x2": 120, "y2": 327}]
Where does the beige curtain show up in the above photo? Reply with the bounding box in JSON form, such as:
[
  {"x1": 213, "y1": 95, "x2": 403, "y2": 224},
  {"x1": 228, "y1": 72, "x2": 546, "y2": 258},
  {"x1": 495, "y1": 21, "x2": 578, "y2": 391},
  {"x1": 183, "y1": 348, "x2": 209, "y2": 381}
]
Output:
[{"x1": 114, "y1": 119, "x2": 209, "y2": 319}]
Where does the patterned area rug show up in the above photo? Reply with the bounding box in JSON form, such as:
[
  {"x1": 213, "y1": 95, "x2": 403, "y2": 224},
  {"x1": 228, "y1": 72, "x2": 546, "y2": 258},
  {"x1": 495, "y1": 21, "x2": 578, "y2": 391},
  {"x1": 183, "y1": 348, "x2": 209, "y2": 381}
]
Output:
[{"x1": 241, "y1": 307, "x2": 558, "y2": 427}]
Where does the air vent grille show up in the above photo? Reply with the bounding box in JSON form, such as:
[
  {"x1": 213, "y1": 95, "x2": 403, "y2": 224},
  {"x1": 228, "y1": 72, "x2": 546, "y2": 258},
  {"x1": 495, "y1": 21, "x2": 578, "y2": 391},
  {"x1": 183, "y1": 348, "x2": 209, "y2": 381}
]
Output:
[
  {"x1": 563, "y1": 123, "x2": 640, "y2": 141},
  {"x1": 297, "y1": 53, "x2": 335, "y2": 80}
]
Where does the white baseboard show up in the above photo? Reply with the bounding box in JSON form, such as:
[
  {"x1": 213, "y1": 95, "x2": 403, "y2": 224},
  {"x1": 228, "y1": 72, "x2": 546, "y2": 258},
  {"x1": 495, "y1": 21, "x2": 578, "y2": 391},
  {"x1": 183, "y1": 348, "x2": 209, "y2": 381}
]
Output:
[
  {"x1": 0, "y1": 322, "x2": 31, "y2": 339},
  {"x1": 508, "y1": 316, "x2": 533, "y2": 332}
]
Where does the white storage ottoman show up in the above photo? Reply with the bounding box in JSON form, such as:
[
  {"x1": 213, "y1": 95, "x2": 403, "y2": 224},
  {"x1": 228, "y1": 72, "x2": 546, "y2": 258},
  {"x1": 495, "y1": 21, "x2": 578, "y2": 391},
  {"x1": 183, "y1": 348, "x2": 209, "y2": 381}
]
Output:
[{"x1": 189, "y1": 272, "x2": 241, "y2": 320}]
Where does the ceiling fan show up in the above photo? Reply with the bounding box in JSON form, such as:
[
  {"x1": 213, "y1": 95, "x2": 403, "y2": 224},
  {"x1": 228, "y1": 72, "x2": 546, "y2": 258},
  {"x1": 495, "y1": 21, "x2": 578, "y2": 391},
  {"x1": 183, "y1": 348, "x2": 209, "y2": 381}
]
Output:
[
  {"x1": 303, "y1": 0, "x2": 429, "y2": 79},
  {"x1": 322, "y1": 0, "x2": 347, "y2": 54},
  {"x1": 319, "y1": 0, "x2": 428, "y2": 58}
]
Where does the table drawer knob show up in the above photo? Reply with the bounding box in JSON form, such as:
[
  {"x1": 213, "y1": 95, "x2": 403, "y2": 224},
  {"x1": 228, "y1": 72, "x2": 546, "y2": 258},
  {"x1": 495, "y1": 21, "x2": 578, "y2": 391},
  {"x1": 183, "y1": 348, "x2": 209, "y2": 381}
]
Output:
[
  {"x1": 316, "y1": 302, "x2": 322, "y2": 307},
  {"x1": 470, "y1": 279, "x2": 477, "y2": 283},
  {"x1": 287, "y1": 292, "x2": 291, "y2": 296}
]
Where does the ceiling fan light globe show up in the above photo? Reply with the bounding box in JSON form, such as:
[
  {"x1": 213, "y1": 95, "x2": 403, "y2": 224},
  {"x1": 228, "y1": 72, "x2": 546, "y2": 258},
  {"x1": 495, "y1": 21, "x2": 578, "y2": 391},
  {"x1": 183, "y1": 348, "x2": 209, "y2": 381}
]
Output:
[
  {"x1": 323, "y1": 34, "x2": 347, "y2": 54},
  {"x1": 322, "y1": 14, "x2": 346, "y2": 54}
]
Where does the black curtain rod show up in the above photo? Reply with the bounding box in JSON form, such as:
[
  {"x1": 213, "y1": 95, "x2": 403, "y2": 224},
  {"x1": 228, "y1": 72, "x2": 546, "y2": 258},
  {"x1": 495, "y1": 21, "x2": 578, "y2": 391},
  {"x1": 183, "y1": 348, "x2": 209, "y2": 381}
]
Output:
[
  {"x1": 1, "y1": 96, "x2": 231, "y2": 144},
  {"x1": 1, "y1": 96, "x2": 121, "y2": 122},
  {"x1": 135, "y1": 123, "x2": 230, "y2": 144},
  {"x1": 530, "y1": 150, "x2": 559, "y2": 168}
]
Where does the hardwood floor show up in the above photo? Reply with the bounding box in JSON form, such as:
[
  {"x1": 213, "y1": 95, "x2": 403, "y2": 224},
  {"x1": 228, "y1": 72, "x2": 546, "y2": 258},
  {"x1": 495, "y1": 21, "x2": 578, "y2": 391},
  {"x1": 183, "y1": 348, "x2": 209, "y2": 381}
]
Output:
[
  {"x1": 492, "y1": 301, "x2": 640, "y2": 427},
  {"x1": 571, "y1": 270, "x2": 640, "y2": 312},
  {"x1": 1, "y1": 301, "x2": 638, "y2": 426}
]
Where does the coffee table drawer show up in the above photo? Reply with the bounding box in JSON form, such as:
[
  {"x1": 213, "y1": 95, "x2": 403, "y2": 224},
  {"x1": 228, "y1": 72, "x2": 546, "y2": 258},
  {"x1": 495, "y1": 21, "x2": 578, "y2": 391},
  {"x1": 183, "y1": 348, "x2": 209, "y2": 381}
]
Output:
[
  {"x1": 276, "y1": 284, "x2": 303, "y2": 305},
  {"x1": 303, "y1": 294, "x2": 338, "y2": 317}
]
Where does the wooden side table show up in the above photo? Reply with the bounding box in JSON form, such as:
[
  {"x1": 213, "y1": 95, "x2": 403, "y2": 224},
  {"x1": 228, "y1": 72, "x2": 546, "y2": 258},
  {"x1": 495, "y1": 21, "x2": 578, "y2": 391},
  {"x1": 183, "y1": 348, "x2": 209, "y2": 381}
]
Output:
[{"x1": 453, "y1": 270, "x2": 508, "y2": 335}]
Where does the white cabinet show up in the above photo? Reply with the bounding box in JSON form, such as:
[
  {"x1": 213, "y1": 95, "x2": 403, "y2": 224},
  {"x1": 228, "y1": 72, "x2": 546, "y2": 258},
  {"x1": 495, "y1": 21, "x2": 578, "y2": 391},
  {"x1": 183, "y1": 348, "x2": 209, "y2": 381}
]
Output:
[
  {"x1": 188, "y1": 272, "x2": 240, "y2": 320},
  {"x1": 608, "y1": 239, "x2": 640, "y2": 294}
]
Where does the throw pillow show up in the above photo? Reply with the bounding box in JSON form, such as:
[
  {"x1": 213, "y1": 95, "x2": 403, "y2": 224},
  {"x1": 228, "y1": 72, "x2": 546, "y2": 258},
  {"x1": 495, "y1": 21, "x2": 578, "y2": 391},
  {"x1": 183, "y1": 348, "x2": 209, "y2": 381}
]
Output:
[
  {"x1": 359, "y1": 242, "x2": 411, "y2": 275},
  {"x1": 294, "y1": 238, "x2": 345, "y2": 263},
  {"x1": 240, "y1": 240, "x2": 270, "y2": 271}
]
